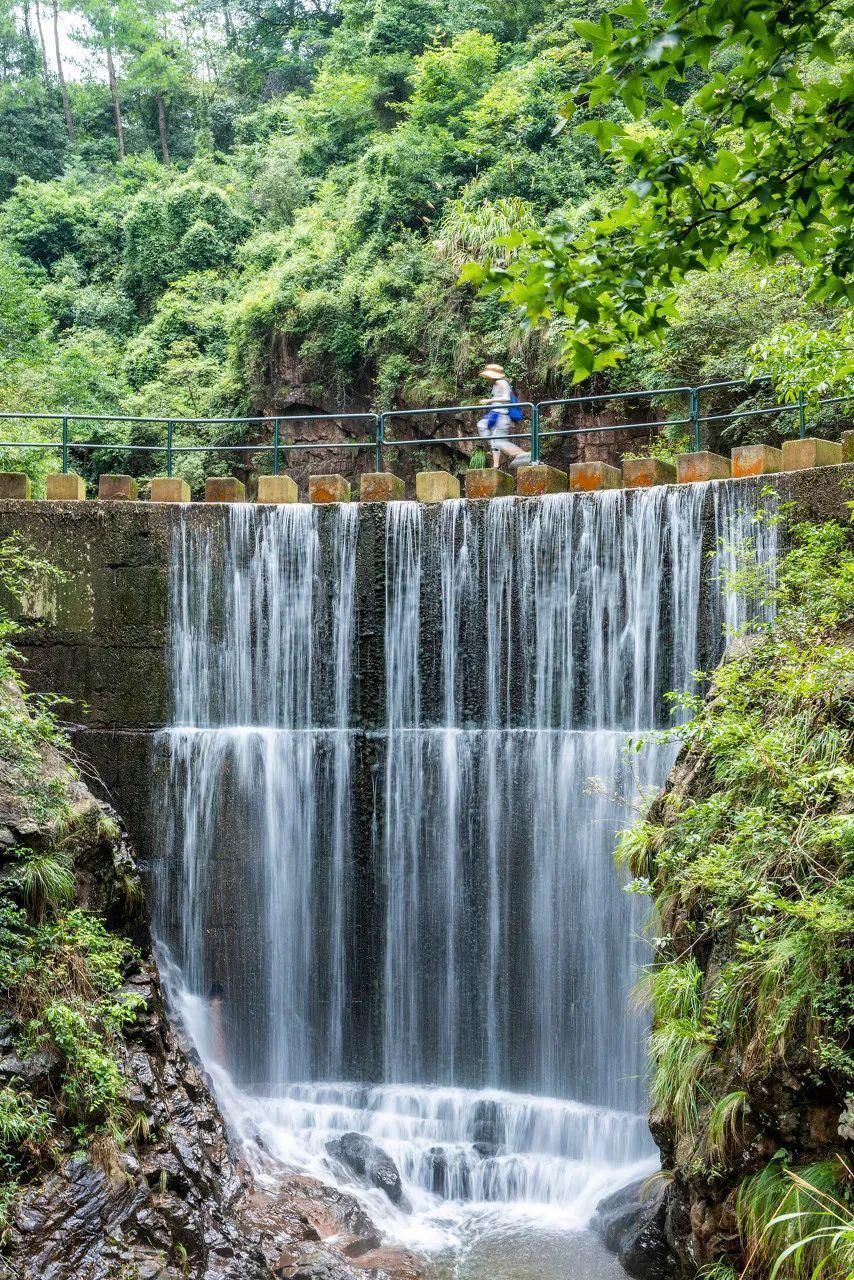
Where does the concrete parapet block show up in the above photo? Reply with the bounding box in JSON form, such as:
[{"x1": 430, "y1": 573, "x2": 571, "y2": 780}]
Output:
[
  {"x1": 569, "y1": 462, "x2": 622, "y2": 492},
  {"x1": 782, "y1": 437, "x2": 843, "y2": 471},
  {"x1": 731, "y1": 445, "x2": 783, "y2": 478},
  {"x1": 150, "y1": 477, "x2": 191, "y2": 503},
  {"x1": 842, "y1": 431, "x2": 854, "y2": 463},
  {"x1": 415, "y1": 471, "x2": 460, "y2": 503},
  {"x1": 516, "y1": 464, "x2": 567, "y2": 496},
  {"x1": 360, "y1": 471, "x2": 405, "y2": 503},
  {"x1": 309, "y1": 474, "x2": 350, "y2": 503},
  {"x1": 205, "y1": 477, "x2": 246, "y2": 503},
  {"x1": 257, "y1": 474, "x2": 298, "y2": 504},
  {"x1": 622, "y1": 458, "x2": 676, "y2": 488},
  {"x1": 99, "y1": 474, "x2": 138, "y2": 501},
  {"x1": 465, "y1": 469, "x2": 514, "y2": 500},
  {"x1": 0, "y1": 473, "x2": 32, "y2": 500},
  {"x1": 676, "y1": 452, "x2": 731, "y2": 484},
  {"x1": 46, "y1": 473, "x2": 86, "y2": 501}
]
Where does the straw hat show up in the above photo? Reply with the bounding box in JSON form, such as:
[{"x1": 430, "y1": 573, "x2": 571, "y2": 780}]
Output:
[{"x1": 479, "y1": 363, "x2": 506, "y2": 380}]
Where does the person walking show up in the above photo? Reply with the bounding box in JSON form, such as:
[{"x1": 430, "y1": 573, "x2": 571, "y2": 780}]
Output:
[{"x1": 476, "y1": 364, "x2": 531, "y2": 469}]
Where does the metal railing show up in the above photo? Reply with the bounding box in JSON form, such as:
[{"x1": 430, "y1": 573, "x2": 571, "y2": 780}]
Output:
[{"x1": 0, "y1": 379, "x2": 850, "y2": 477}]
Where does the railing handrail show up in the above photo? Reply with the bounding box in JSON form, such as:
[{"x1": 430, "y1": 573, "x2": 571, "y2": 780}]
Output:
[{"x1": 0, "y1": 378, "x2": 849, "y2": 474}]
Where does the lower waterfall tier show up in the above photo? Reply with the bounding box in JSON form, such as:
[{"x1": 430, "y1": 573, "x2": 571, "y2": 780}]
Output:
[{"x1": 157, "y1": 724, "x2": 673, "y2": 1106}]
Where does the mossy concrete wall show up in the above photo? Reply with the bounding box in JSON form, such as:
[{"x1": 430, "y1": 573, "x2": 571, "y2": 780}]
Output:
[{"x1": 0, "y1": 464, "x2": 851, "y2": 864}]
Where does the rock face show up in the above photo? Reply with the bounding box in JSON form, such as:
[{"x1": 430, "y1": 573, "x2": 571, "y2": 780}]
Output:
[
  {"x1": 0, "y1": 680, "x2": 423, "y2": 1280},
  {"x1": 326, "y1": 1133, "x2": 405, "y2": 1206}
]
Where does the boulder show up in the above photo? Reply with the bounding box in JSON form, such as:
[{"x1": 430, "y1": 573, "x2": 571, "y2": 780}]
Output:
[
  {"x1": 326, "y1": 1132, "x2": 405, "y2": 1205},
  {"x1": 470, "y1": 1099, "x2": 505, "y2": 1147},
  {"x1": 593, "y1": 1178, "x2": 676, "y2": 1280}
]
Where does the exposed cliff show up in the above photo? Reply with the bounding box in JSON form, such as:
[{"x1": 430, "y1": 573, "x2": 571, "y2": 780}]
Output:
[
  {"x1": 608, "y1": 518, "x2": 854, "y2": 1279},
  {"x1": 0, "y1": 669, "x2": 423, "y2": 1280}
]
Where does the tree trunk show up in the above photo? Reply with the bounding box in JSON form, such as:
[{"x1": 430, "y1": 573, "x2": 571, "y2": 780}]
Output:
[
  {"x1": 33, "y1": 1, "x2": 50, "y2": 76},
  {"x1": 51, "y1": 0, "x2": 74, "y2": 142},
  {"x1": 156, "y1": 91, "x2": 170, "y2": 166},
  {"x1": 106, "y1": 44, "x2": 125, "y2": 160}
]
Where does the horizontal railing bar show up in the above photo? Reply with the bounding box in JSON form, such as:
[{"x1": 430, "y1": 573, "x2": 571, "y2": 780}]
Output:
[
  {"x1": 538, "y1": 387, "x2": 692, "y2": 408},
  {"x1": 382, "y1": 401, "x2": 535, "y2": 419},
  {"x1": 698, "y1": 404, "x2": 799, "y2": 424},
  {"x1": 387, "y1": 431, "x2": 530, "y2": 447},
  {"x1": 541, "y1": 418, "x2": 693, "y2": 438},
  {"x1": 165, "y1": 441, "x2": 376, "y2": 454},
  {"x1": 694, "y1": 377, "x2": 772, "y2": 392},
  {"x1": 0, "y1": 441, "x2": 62, "y2": 450},
  {"x1": 0, "y1": 411, "x2": 378, "y2": 426}
]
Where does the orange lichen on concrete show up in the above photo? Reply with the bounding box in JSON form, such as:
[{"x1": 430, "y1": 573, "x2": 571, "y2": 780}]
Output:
[
  {"x1": 360, "y1": 472, "x2": 405, "y2": 502},
  {"x1": 622, "y1": 458, "x2": 676, "y2": 488},
  {"x1": 516, "y1": 464, "x2": 567, "y2": 496},
  {"x1": 676, "y1": 452, "x2": 731, "y2": 484},
  {"x1": 309, "y1": 474, "x2": 351, "y2": 503},
  {"x1": 204, "y1": 477, "x2": 246, "y2": 503},
  {"x1": 464, "y1": 469, "x2": 514, "y2": 499},
  {"x1": 731, "y1": 445, "x2": 783, "y2": 478},
  {"x1": 569, "y1": 462, "x2": 621, "y2": 492}
]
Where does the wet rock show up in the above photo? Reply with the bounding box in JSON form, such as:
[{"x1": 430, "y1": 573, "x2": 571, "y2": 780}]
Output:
[
  {"x1": 281, "y1": 1173, "x2": 381, "y2": 1250},
  {"x1": 470, "y1": 1099, "x2": 505, "y2": 1147},
  {"x1": 592, "y1": 1177, "x2": 649, "y2": 1251},
  {"x1": 276, "y1": 1243, "x2": 367, "y2": 1280},
  {"x1": 593, "y1": 1178, "x2": 676, "y2": 1280},
  {"x1": 425, "y1": 1146, "x2": 448, "y2": 1197},
  {"x1": 0, "y1": 1046, "x2": 57, "y2": 1091},
  {"x1": 326, "y1": 1132, "x2": 404, "y2": 1205}
]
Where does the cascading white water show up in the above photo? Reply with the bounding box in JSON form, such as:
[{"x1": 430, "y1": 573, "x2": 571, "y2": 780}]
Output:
[{"x1": 154, "y1": 481, "x2": 777, "y2": 1274}]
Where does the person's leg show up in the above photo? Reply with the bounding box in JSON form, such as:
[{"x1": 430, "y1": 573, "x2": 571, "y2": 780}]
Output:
[{"x1": 498, "y1": 440, "x2": 532, "y2": 467}]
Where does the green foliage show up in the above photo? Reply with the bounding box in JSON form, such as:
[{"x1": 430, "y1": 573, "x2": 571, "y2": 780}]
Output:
[
  {"x1": 471, "y1": 0, "x2": 854, "y2": 379},
  {"x1": 738, "y1": 1158, "x2": 854, "y2": 1280},
  {"x1": 0, "y1": 0, "x2": 851, "y2": 464},
  {"x1": 619, "y1": 519, "x2": 854, "y2": 1152},
  {"x1": 749, "y1": 312, "x2": 854, "y2": 409},
  {"x1": 123, "y1": 179, "x2": 252, "y2": 305}
]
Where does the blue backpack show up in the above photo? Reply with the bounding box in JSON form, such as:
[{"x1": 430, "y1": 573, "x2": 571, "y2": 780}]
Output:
[{"x1": 508, "y1": 393, "x2": 524, "y2": 422}]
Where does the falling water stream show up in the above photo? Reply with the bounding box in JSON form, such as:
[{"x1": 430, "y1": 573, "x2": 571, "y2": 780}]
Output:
[{"x1": 153, "y1": 483, "x2": 777, "y2": 1277}]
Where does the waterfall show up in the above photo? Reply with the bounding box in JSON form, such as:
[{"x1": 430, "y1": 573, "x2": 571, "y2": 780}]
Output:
[{"x1": 153, "y1": 482, "x2": 778, "y2": 1264}]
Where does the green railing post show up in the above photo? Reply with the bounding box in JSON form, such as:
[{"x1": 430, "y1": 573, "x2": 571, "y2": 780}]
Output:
[
  {"x1": 272, "y1": 418, "x2": 281, "y2": 476},
  {"x1": 61, "y1": 415, "x2": 69, "y2": 474},
  {"x1": 531, "y1": 403, "x2": 540, "y2": 464},
  {"x1": 166, "y1": 420, "x2": 174, "y2": 477},
  {"x1": 798, "y1": 389, "x2": 807, "y2": 439},
  {"x1": 690, "y1": 387, "x2": 701, "y2": 452},
  {"x1": 375, "y1": 415, "x2": 383, "y2": 473}
]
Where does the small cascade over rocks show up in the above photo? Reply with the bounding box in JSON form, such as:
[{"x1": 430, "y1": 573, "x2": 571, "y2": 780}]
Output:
[{"x1": 153, "y1": 482, "x2": 778, "y2": 1273}]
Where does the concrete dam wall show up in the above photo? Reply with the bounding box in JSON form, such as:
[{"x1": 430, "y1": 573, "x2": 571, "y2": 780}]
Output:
[{"x1": 1, "y1": 466, "x2": 849, "y2": 867}]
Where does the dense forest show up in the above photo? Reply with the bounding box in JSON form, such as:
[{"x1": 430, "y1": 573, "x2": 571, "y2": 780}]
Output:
[{"x1": 0, "y1": 0, "x2": 852, "y2": 491}]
